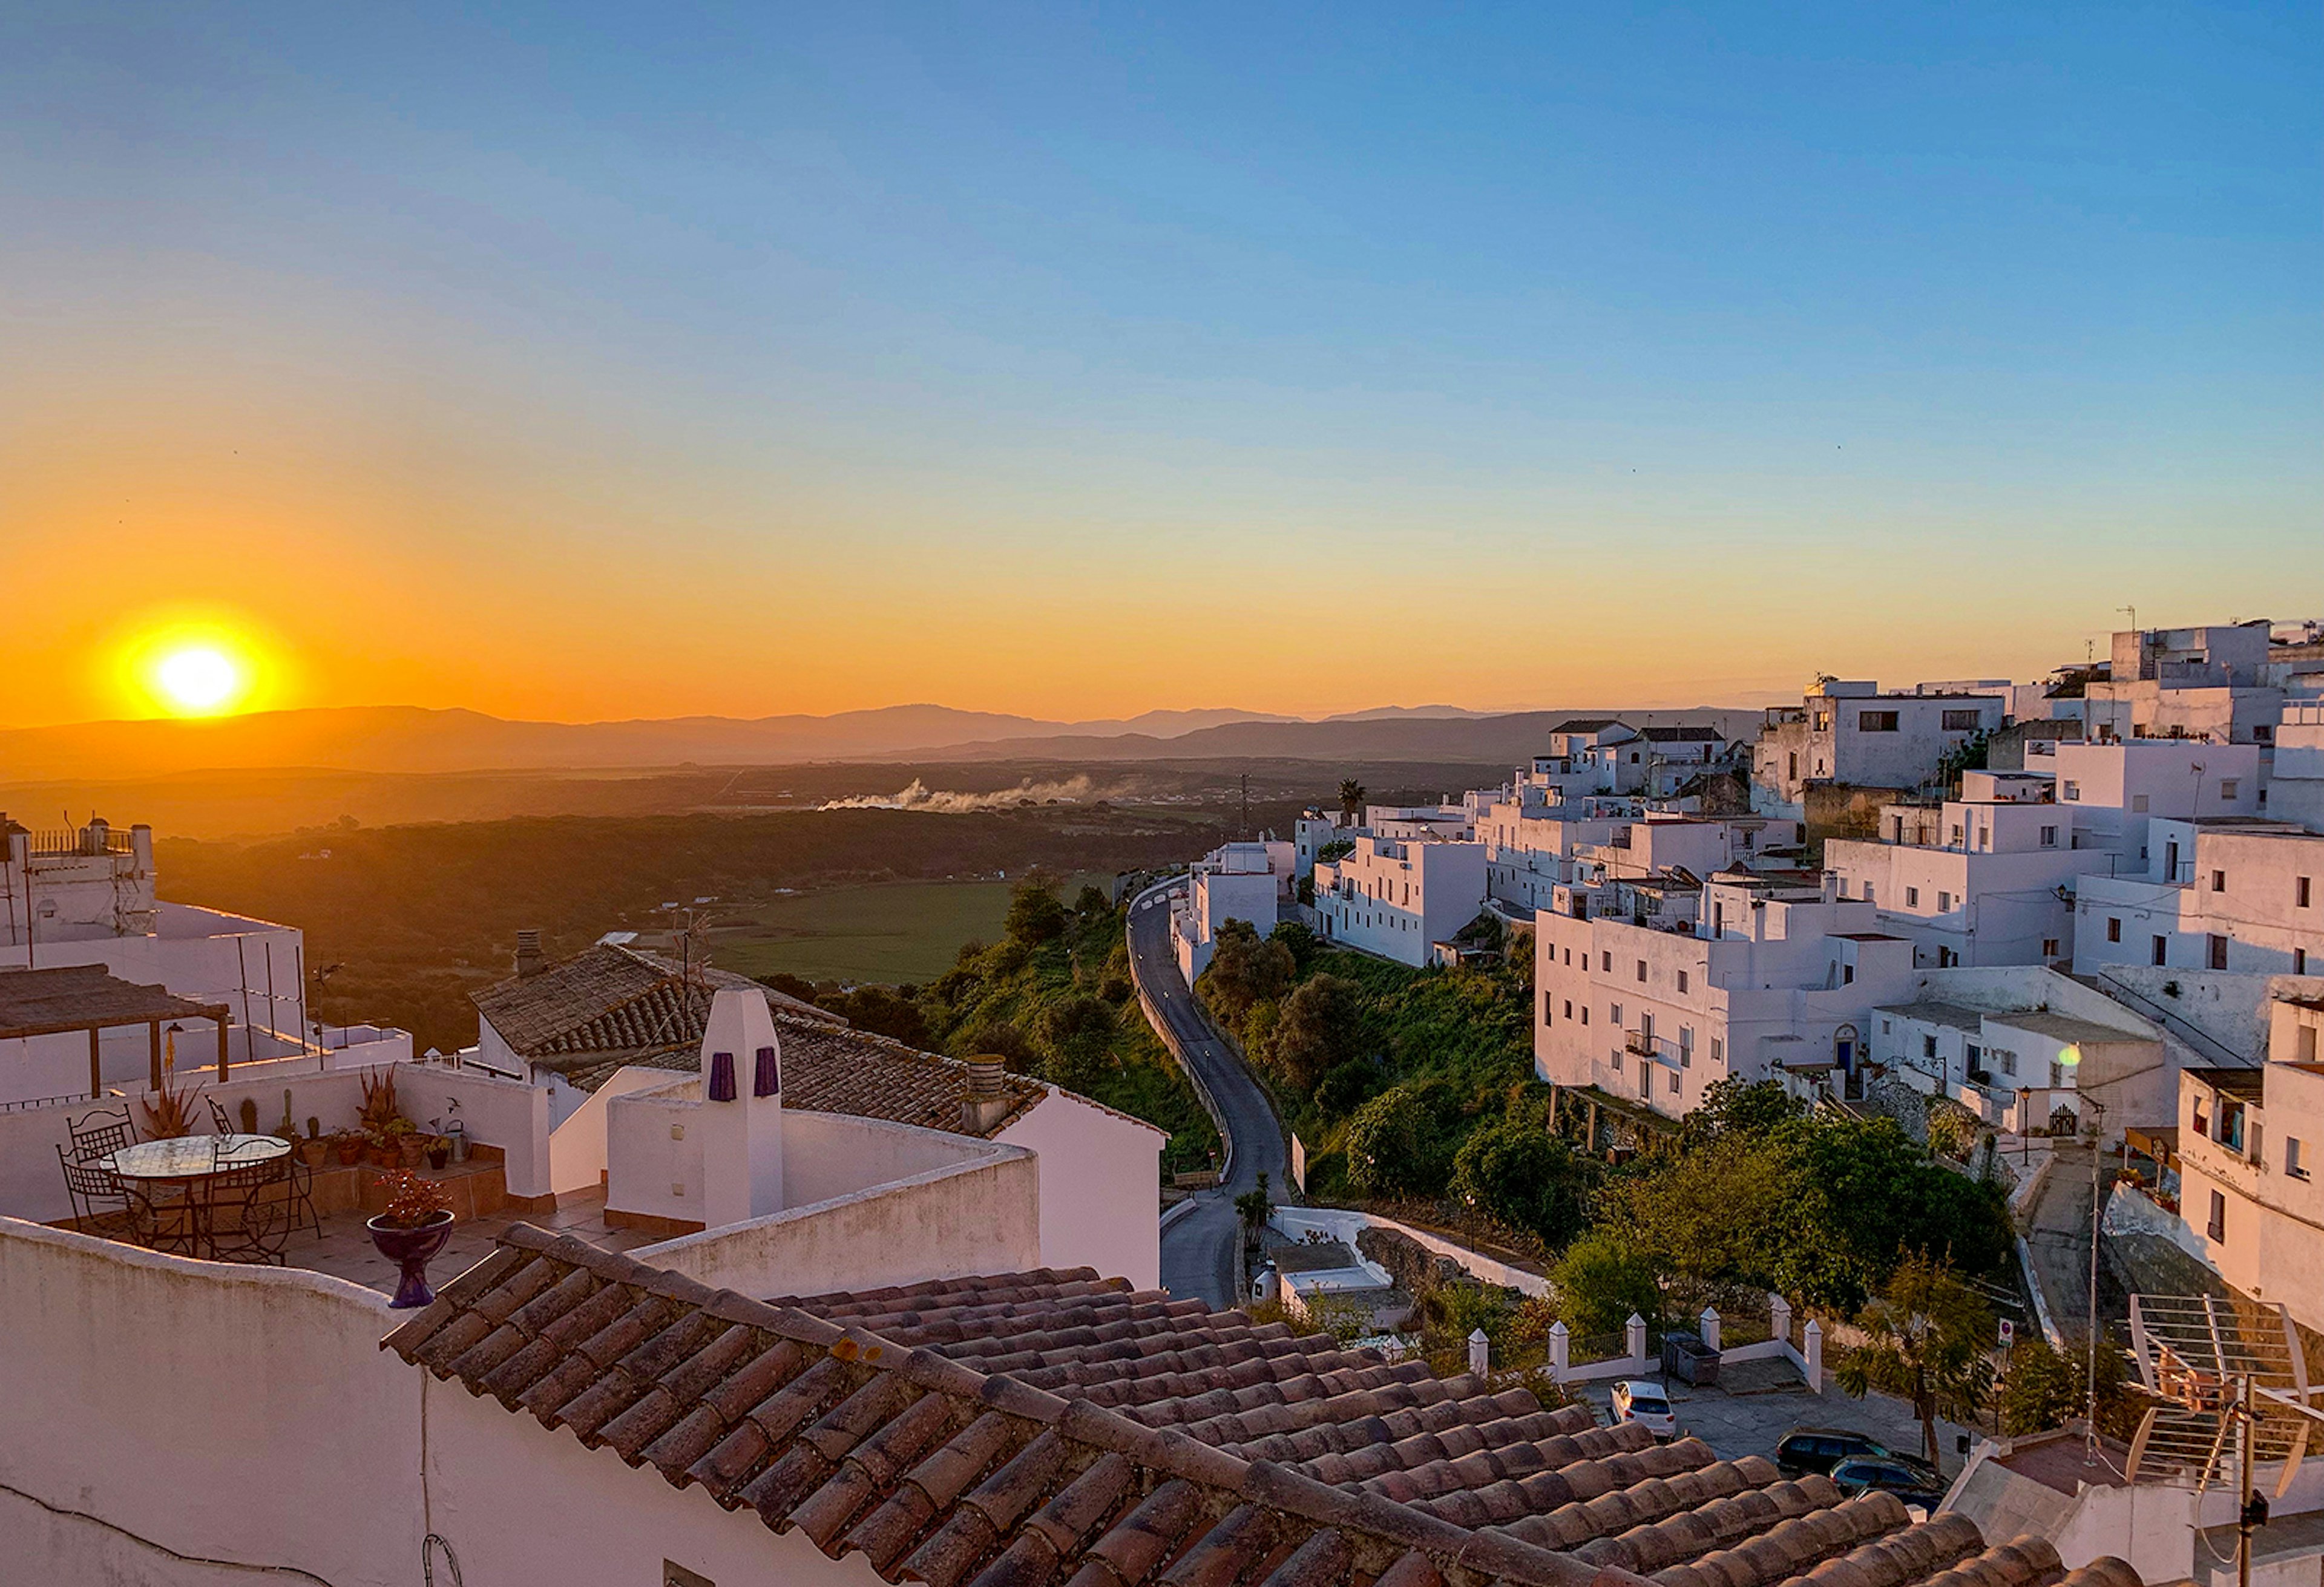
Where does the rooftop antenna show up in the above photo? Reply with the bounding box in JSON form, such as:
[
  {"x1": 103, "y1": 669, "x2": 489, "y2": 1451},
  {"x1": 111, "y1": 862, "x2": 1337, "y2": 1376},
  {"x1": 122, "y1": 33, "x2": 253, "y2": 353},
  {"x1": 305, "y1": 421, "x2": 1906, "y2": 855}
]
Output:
[{"x1": 2119, "y1": 605, "x2": 2138, "y2": 633}]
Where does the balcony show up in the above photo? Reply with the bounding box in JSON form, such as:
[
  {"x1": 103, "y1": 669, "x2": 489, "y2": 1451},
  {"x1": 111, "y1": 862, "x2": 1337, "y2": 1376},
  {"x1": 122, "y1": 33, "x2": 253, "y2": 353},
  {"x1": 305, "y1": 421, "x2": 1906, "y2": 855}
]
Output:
[{"x1": 1625, "y1": 1030, "x2": 1688, "y2": 1067}]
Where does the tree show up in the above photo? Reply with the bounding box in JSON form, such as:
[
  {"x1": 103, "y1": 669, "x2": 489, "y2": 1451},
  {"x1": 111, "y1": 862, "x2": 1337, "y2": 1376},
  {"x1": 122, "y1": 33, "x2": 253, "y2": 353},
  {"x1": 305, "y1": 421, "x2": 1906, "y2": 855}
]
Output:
[
  {"x1": 1345, "y1": 1085, "x2": 1449, "y2": 1197},
  {"x1": 1202, "y1": 919, "x2": 1293, "y2": 1022},
  {"x1": 1004, "y1": 880, "x2": 1069, "y2": 945},
  {"x1": 1072, "y1": 884, "x2": 1112, "y2": 918},
  {"x1": 1680, "y1": 1078, "x2": 1804, "y2": 1144},
  {"x1": 1337, "y1": 779, "x2": 1366, "y2": 820},
  {"x1": 1269, "y1": 920, "x2": 1319, "y2": 975},
  {"x1": 1451, "y1": 1116, "x2": 1590, "y2": 1248},
  {"x1": 1036, "y1": 994, "x2": 1117, "y2": 1090},
  {"x1": 1833, "y1": 1254, "x2": 1995, "y2": 1466},
  {"x1": 1272, "y1": 973, "x2": 1366, "y2": 1092},
  {"x1": 1311, "y1": 1059, "x2": 1387, "y2": 1121},
  {"x1": 2000, "y1": 1335, "x2": 2135, "y2": 1439},
  {"x1": 1552, "y1": 1230, "x2": 1664, "y2": 1337},
  {"x1": 1235, "y1": 1173, "x2": 1274, "y2": 1258}
]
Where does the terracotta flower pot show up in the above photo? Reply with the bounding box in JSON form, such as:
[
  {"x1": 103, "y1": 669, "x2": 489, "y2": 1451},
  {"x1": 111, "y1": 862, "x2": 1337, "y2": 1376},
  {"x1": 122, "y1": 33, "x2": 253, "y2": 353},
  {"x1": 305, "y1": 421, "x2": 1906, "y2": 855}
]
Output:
[
  {"x1": 427, "y1": 1146, "x2": 450, "y2": 1170},
  {"x1": 297, "y1": 1139, "x2": 329, "y2": 1168},
  {"x1": 335, "y1": 1139, "x2": 363, "y2": 1167},
  {"x1": 369, "y1": 1144, "x2": 398, "y2": 1169},
  {"x1": 398, "y1": 1136, "x2": 426, "y2": 1169},
  {"x1": 367, "y1": 1211, "x2": 455, "y2": 1309}
]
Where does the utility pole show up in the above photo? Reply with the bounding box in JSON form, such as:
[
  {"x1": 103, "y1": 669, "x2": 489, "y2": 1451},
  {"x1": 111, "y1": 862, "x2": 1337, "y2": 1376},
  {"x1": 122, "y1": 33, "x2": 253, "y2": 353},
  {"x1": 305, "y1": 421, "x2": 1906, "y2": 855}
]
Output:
[
  {"x1": 2238, "y1": 1372, "x2": 2259, "y2": 1587},
  {"x1": 1239, "y1": 773, "x2": 1250, "y2": 838}
]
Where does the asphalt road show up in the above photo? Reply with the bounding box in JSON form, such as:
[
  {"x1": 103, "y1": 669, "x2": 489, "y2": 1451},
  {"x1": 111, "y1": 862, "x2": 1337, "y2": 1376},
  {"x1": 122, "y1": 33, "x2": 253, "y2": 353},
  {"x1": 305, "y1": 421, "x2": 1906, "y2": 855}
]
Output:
[{"x1": 1128, "y1": 882, "x2": 1289, "y2": 1311}]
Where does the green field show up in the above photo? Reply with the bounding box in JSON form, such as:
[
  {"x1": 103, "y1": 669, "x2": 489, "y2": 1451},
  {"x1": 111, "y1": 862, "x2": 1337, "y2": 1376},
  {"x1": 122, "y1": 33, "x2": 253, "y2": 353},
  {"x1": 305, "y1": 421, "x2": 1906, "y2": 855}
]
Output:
[{"x1": 714, "y1": 877, "x2": 1101, "y2": 986}]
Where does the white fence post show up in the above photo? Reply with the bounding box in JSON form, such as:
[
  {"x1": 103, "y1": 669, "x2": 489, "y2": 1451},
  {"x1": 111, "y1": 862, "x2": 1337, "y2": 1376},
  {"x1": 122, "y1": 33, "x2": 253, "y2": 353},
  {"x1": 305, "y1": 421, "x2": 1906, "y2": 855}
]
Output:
[
  {"x1": 1626, "y1": 1313, "x2": 1648, "y2": 1367},
  {"x1": 1699, "y1": 1306, "x2": 1721, "y2": 1352},
  {"x1": 1769, "y1": 1291, "x2": 1792, "y2": 1344},
  {"x1": 1802, "y1": 1317, "x2": 1823, "y2": 1392},
  {"x1": 1468, "y1": 1328, "x2": 1490, "y2": 1377},
  {"x1": 1548, "y1": 1321, "x2": 1569, "y2": 1384}
]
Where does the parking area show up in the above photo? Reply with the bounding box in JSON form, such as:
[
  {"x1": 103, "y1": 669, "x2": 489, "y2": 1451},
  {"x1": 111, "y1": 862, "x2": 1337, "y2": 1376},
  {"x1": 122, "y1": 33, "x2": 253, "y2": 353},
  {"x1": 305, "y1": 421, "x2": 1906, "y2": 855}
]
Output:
[{"x1": 1564, "y1": 1373, "x2": 1976, "y2": 1478}]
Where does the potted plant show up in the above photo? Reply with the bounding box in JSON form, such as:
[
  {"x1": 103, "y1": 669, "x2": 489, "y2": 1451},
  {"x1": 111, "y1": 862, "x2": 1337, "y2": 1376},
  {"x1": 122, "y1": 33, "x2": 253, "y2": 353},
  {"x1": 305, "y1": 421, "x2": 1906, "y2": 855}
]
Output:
[
  {"x1": 333, "y1": 1129, "x2": 365, "y2": 1167},
  {"x1": 297, "y1": 1130, "x2": 329, "y2": 1169},
  {"x1": 366, "y1": 1171, "x2": 455, "y2": 1309},
  {"x1": 391, "y1": 1117, "x2": 427, "y2": 1168},
  {"x1": 425, "y1": 1134, "x2": 451, "y2": 1171},
  {"x1": 367, "y1": 1128, "x2": 399, "y2": 1169}
]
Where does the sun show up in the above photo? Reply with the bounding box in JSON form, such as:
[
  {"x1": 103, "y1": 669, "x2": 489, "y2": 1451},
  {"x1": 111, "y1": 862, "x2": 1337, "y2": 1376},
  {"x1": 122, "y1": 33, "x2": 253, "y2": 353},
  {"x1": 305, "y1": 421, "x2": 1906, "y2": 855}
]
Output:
[
  {"x1": 156, "y1": 646, "x2": 243, "y2": 713},
  {"x1": 117, "y1": 620, "x2": 273, "y2": 718}
]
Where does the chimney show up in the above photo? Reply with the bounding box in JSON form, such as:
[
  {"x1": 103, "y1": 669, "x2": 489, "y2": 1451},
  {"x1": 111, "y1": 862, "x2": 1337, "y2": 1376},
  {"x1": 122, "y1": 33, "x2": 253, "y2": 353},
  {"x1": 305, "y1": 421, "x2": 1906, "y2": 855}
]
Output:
[
  {"x1": 514, "y1": 929, "x2": 547, "y2": 979},
  {"x1": 961, "y1": 1055, "x2": 1015, "y2": 1134}
]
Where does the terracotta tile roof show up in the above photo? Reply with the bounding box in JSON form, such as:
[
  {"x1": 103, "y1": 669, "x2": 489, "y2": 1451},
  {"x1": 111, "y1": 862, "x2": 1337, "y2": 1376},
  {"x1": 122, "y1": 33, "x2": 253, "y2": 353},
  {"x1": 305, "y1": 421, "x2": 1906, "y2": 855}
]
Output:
[
  {"x1": 775, "y1": 1018, "x2": 1050, "y2": 1139},
  {"x1": 384, "y1": 1235, "x2": 2145, "y2": 1587},
  {"x1": 470, "y1": 945, "x2": 829, "y2": 1070}
]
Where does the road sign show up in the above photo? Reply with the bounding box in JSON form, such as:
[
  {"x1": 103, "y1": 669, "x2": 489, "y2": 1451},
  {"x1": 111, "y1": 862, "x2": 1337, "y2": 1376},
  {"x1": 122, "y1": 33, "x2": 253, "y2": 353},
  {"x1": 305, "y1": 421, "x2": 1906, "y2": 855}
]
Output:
[{"x1": 1998, "y1": 1319, "x2": 2015, "y2": 1347}]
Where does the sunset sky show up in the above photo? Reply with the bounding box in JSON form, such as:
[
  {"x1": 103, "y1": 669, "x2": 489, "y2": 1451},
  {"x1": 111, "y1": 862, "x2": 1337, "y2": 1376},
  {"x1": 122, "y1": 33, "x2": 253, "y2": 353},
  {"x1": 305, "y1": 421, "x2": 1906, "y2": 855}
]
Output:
[{"x1": 3, "y1": 4, "x2": 2317, "y2": 729}]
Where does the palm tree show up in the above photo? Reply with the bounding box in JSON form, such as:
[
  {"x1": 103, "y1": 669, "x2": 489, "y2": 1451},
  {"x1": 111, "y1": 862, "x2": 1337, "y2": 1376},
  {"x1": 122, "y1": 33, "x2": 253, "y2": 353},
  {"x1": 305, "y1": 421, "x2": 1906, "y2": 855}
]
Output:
[
  {"x1": 1337, "y1": 779, "x2": 1366, "y2": 821},
  {"x1": 1833, "y1": 1254, "x2": 1995, "y2": 1465}
]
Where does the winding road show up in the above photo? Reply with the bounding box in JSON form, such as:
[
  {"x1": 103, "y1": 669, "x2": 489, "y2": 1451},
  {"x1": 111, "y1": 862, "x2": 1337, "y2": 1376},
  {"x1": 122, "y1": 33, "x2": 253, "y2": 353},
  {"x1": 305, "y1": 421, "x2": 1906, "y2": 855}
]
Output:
[{"x1": 1128, "y1": 882, "x2": 1289, "y2": 1311}]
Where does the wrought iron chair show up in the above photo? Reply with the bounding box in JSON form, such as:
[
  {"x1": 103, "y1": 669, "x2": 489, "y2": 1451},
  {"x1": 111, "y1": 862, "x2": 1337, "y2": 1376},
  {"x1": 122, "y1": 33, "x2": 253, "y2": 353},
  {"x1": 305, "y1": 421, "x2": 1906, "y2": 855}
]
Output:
[
  {"x1": 66, "y1": 1105, "x2": 137, "y2": 1163},
  {"x1": 283, "y1": 1151, "x2": 323, "y2": 1239},
  {"x1": 207, "y1": 1097, "x2": 237, "y2": 1136},
  {"x1": 55, "y1": 1145, "x2": 132, "y2": 1235},
  {"x1": 122, "y1": 1176, "x2": 200, "y2": 1255},
  {"x1": 202, "y1": 1156, "x2": 291, "y2": 1265}
]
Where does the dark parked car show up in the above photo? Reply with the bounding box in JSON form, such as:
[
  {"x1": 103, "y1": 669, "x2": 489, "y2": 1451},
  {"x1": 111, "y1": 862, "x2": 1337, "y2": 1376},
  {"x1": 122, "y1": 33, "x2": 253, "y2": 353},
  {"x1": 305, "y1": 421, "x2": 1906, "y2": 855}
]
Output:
[
  {"x1": 1774, "y1": 1427, "x2": 1896, "y2": 1477},
  {"x1": 1830, "y1": 1455, "x2": 1949, "y2": 1510}
]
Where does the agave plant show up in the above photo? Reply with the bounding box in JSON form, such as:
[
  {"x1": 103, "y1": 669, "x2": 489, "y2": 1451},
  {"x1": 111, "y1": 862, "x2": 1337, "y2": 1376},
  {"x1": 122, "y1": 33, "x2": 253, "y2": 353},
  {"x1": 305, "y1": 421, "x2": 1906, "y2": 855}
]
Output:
[
  {"x1": 358, "y1": 1067, "x2": 402, "y2": 1133},
  {"x1": 139, "y1": 1073, "x2": 205, "y2": 1139}
]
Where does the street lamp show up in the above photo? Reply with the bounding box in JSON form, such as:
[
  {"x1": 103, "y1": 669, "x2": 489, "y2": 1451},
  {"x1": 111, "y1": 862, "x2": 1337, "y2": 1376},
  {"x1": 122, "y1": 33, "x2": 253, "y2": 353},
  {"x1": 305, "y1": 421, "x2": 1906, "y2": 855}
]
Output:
[{"x1": 2060, "y1": 1041, "x2": 2106, "y2": 1462}]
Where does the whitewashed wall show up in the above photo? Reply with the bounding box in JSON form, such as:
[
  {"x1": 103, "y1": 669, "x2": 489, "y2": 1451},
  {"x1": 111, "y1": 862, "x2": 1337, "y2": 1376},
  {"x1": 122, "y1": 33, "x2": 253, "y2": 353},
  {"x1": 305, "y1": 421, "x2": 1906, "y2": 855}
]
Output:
[{"x1": 997, "y1": 1089, "x2": 1163, "y2": 1289}]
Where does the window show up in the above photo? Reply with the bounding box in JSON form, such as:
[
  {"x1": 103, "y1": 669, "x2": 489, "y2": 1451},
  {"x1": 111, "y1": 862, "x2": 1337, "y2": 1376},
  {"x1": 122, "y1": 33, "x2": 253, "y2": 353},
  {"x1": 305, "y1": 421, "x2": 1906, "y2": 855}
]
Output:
[
  {"x1": 1563, "y1": 947, "x2": 1571, "y2": 964},
  {"x1": 1710, "y1": 1036, "x2": 1724, "y2": 1064},
  {"x1": 1580, "y1": 1005, "x2": 1589, "y2": 1026},
  {"x1": 2132, "y1": 794, "x2": 2150, "y2": 813},
  {"x1": 1610, "y1": 1003, "x2": 1623, "y2": 1027},
  {"x1": 1788, "y1": 753, "x2": 1799, "y2": 780},
  {"x1": 2043, "y1": 938, "x2": 2061, "y2": 957},
  {"x1": 2288, "y1": 1137, "x2": 2308, "y2": 1180},
  {"x1": 1863, "y1": 883, "x2": 1876, "y2": 904},
  {"x1": 1923, "y1": 1035, "x2": 1938, "y2": 1060},
  {"x1": 1843, "y1": 964, "x2": 1856, "y2": 984},
  {"x1": 1937, "y1": 891, "x2": 1952, "y2": 913},
  {"x1": 2063, "y1": 780, "x2": 2081, "y2": 801},
  {"x1": 1610, "y1": 1045, "x2": 1621, "y2": 1072},
  {"x1": 1998, "y1": 1048, "x2": 2017, "y2": 1078},
  {"x1": 1678, "y1": 970, "x2": 1690, "y2": 993},
  {"x1": 1563, "y1": 1000, "x2": 1573, "y2": 1020},
  {"x1": 2298, "y1": 948, "x2": 2308, "y2": 975},
  {"x1": 1601, "y1": 951, "x2": 1612, "y2": 972},
  {"x1": 2040, "y1": 825, "x2": 2058, "y2": 848},
  {"x1": 1859, "y1": 710, "x2": 1900, "y2": 732},
  {"x1": 2212, "y1": 869, "x2": 2228, "y2": 892},
  {"x1": 1669, "y1": 1068, "x2": 1681, "y2": 1095},
  {"x1": 1951, "y1": 824, "x2": 1965, "y2": 846},
  {"x1": 2221, "y1": 779, "x2": 2240, "y2": 800},
  {"x1": 2107, "y1": 917, "x2": 2122, "y2": 943},
  {"x1": 1543, "y1": 992, "x2": 1553, "y2": 1024},
  {"x1": 2256, "y1": 726, "x2": 2274, "y2": 744},
  {"x1": 2153, "y1": 935, "x2": 2168, "y2": 966},
  {"x1": 1942, "y1": 709, "x2": 1982, "y2": 731},
  {"x1": 2299, "y1": 877, "x2": 2313, "y2": 909},
  {"x1": 1635, "y1": 959, "x2": 1647, "y2": 983},
  {"x1": 2208, "y1": 1190, "x2": 2227, "y2": 1243},
  {"x1": 2210, "y1": 934, "x2": 2229, "y2": 971},
  {"x1": 1906, "y1": 886, "x2": 1920, "y2": 908},
  {"x1": 1679, "y1": 1029, "x2": 1693, "y2": 1066},
  {"x1": 2299, "y1": 1026, "x2": 2319, "y2": 1064}
]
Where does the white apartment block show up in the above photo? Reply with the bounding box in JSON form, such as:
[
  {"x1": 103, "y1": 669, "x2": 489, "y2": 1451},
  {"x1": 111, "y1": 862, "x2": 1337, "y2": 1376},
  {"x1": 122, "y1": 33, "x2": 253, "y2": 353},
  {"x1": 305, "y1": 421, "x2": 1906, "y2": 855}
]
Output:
[
  {"x1": 2047, "y1": 739, "x2": 2263, "y2": 858},
  {"x1": 1753, "y1": 681, "x2": 2007, "y2": 808},
  {"x1": 2073, "y1": 819, "x2": 2324, "y2": 979},
  {"x1": 2271, "y1": 700, "x2": 2324, "y2": 833},
  {"x1": 1313, "y1": 834, "x2": 1488, "y2": 967},
  {"x1": 1532, "y1": 870, "x2": 1916, "y2": 1119},
  {"x1": 1825, "y1": 773, "x2": 2101, "y2": 970},
  {"x1": 1170, "y1": 839, "x2": 1289, "y2": 981},
  {"x1": 2176, "y1": 993, "x2": 2324, "y2": 1337},
  {"x1": 2080, "y1": 620, "x2": 2290, "y2": 751}
]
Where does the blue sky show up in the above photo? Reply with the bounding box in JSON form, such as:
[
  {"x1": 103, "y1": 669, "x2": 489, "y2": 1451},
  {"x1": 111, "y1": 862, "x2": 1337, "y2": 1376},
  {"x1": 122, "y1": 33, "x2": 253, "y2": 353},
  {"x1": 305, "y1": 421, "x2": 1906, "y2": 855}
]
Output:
[{"x1": 2, "y1": 3, "x2": 2317, "y2": 723}]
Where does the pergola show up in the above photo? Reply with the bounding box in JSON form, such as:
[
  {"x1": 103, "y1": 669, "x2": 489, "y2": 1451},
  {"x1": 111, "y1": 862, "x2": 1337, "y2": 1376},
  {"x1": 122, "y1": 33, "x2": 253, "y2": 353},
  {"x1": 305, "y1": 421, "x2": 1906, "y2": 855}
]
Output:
[{"x1": 0, "y1": 964, "x2": 234, "y2": 1099}]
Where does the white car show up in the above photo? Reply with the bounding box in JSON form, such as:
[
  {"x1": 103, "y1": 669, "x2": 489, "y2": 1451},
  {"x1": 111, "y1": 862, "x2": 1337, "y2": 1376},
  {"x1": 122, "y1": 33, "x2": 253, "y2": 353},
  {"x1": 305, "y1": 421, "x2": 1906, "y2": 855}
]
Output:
[{"x1": 1612, "y1": 1381, "x2": 1678, "y2": 1440}]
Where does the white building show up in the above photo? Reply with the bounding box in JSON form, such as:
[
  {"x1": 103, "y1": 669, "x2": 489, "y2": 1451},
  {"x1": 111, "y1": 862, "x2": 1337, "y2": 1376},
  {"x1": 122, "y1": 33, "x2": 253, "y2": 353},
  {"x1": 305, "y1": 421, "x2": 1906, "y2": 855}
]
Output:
[
  {"x1": 2073, "y1": 819, "x2": 2324, "y2": 979},
  {"x1": 2175, "y1": 992, "x2": 2324, "y2": 1337},
  {"x1": 1169, "y1": 839, "x2": 1289, "y2": 980},
  {"x1": 1532, "y1": 869, "x2": 1917, "y2": 1117},
  {"x1": 1825, "y1": 773, "x2": 2099, "y2": 970},
  {"x1": 1313, "y1": 833, "x2": 1488, "y2": 967},
  {"x1": 2270, "y1": 700, "x2": 2324, "y2": 833},
  {"x1": 0, "y1": 814, "x2": 406, "y2": 1103},
  {"x1": 1868, "y1": 965, "x2": 2167, "y2": 1134},
  {"x1": 1753, "y1": 681, "x2": 2007, "y2": 809},
  {"x1": 2080, "y1": 620, "x2": 2291, "y2": 751}
]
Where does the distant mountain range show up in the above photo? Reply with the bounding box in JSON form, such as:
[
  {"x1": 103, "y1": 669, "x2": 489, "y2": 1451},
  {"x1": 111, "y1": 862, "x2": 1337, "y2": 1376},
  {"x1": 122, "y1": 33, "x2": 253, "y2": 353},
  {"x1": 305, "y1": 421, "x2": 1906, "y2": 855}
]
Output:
[{"x1": 0, "y1": 701, "x2": 1764, "y2": 782}]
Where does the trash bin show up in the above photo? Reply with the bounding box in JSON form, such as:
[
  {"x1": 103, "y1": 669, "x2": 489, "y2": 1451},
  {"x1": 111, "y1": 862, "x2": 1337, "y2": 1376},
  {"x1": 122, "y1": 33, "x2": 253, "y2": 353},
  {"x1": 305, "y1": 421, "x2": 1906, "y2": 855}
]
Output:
[{"x1": 1661, "y1": 1330, "x2": 1720, "y2": 1387}]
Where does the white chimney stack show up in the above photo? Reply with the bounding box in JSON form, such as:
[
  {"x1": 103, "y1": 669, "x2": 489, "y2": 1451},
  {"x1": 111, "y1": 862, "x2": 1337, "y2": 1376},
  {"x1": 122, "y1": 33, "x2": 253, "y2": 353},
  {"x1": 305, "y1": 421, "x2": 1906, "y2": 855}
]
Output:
[{"x1": 697, "y1": 989, "x2": 783, "y2": 1228}]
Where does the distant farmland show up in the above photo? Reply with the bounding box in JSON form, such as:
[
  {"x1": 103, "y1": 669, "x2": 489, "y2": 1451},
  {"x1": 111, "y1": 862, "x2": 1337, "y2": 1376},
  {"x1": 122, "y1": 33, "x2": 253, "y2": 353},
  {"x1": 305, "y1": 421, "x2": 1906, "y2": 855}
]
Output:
[{"x1": 713, "y1": 875, "x2": 1106, "y2": 987}]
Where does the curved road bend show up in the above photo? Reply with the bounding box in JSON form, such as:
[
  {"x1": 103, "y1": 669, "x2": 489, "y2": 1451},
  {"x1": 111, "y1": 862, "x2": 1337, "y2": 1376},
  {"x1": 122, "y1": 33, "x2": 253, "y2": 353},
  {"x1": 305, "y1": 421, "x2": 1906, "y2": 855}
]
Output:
[{"x1": 1128, "y1": 883, "x2": 1289, "y2": 1311}]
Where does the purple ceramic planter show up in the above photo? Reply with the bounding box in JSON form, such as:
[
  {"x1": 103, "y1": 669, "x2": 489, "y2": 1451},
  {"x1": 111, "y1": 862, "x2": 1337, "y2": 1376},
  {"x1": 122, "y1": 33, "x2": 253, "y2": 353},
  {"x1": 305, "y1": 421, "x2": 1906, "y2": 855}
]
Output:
[{"x1": 367, "y1": 1210, "x2": 455, "y2": 1309}]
